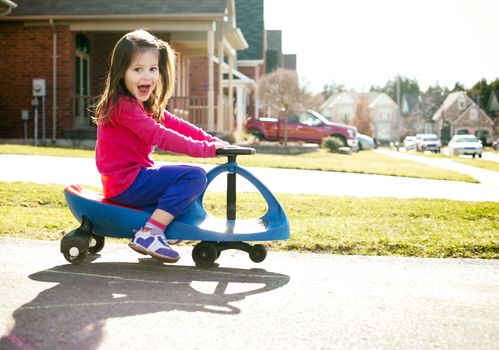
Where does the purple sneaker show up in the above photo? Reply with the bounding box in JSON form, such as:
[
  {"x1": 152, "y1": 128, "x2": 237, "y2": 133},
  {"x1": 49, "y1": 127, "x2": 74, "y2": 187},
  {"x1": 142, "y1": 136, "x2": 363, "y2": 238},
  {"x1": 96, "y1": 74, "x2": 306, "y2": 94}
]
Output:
[{"x1": 129, "y1": 228, "x2": 180, "y2": 263}]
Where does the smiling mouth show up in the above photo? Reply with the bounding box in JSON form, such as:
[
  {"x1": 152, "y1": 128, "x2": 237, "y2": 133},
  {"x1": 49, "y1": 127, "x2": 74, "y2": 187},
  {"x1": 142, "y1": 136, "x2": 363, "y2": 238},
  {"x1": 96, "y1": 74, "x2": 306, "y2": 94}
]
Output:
[{"x1": 138, "y1": 85, "x2": 150, "y2": 94}]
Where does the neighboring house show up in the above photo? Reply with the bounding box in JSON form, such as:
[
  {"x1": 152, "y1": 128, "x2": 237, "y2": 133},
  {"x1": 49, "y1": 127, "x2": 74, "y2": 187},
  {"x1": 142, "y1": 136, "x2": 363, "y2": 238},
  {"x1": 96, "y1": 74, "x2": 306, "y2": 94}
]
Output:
[
  {"x1": 400, "y1": 92, "x2": 446, "y2": 137},
  {"x1": 265, "y1": 30, "x2": 282, "y2": 74},
  {"x1": 400, "y1": 93, "x2": 420, "y2": 115},
  {"x1": 319, "y1": 91, "x2": 356, "y2": 123},
  {"x1": 400, "y1": 93, "x2": 425, "y2": 136},
  {"x1": 320, "y1": 91, "x2": 400, "y2": 142},
  {"x1": 234, "y1": 0, "x2": 263, "y2": 130},
  {"x1": 487, "y1": 90, "x2": 499, "y2": 116},
  {"x1": 0, "y1": 0, "x2": 251, "y2": 144},
  {"x1": 264, "y1": 30, "x2": 297, "y2": 74},
  {"x1": 432, "y1": 91, "x2": 494, "y2": 143},
  {"x1": 283, "y1": 54, "x2": 297, "y2": 70},
  {"x1": 369, "y1": 93, "x2": 400, "y2": 143},
  {"x1": 487, "y1": 90, "x2": 499, "y2": 138}
]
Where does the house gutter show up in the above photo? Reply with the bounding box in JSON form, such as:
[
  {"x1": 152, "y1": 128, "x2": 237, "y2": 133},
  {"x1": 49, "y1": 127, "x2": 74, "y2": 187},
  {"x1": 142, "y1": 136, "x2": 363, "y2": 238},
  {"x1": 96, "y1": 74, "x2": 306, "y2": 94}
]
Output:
[
  {"x1": 50, "y1": 18, "x2": 57, "y2": 142},
  {"x1": 0, "y1": 13, "x2": 227, "y2": 21},
  {"x1": 0, "y1": 0, "x2": 17, "y2": 16}
]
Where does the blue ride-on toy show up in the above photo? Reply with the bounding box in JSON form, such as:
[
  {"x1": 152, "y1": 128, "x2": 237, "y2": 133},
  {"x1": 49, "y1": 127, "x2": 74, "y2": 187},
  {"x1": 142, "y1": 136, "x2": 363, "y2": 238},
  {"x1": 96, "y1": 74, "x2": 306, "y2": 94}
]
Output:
[{"x1": 61, "y1": 146, "x2": 290, "y2": 267}]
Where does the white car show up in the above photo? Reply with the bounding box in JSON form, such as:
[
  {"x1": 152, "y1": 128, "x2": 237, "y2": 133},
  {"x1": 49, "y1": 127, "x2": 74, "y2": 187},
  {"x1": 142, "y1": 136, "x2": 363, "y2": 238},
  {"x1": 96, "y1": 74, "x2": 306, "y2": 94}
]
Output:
[
  {"x1": 416, "y1": 134, "x2": 441, "y2": 153},
  {"x1": 448, "y1": 134, "x2": 483, "y2": 158},
  {"x1": 403, "y1": 136, "x2": 417, "y2": 151}
]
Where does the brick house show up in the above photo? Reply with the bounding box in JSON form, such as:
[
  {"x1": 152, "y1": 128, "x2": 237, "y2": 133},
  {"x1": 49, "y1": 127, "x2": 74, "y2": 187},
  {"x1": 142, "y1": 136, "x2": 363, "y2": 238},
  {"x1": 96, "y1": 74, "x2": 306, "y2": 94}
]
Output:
[
  {"x1": 487, "y1": 90, "x2": 499, "y2": 137},
  {"x1": 432, "y1": 91, "x2": 494, "y2": 143},
  {"x1": 400, "y1": 92, "x2": 446, "y2": 138},
  {"x1": 0, "y1": 0, "x2": 255, "y2": 145}
]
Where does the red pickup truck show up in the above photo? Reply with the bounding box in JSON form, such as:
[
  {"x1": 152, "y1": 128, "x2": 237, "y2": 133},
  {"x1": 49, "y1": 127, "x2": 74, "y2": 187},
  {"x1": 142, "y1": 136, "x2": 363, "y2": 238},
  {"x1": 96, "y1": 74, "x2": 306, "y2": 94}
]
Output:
[{"x1": 245, "y1": 110, "x2": 358, "y2": 147}]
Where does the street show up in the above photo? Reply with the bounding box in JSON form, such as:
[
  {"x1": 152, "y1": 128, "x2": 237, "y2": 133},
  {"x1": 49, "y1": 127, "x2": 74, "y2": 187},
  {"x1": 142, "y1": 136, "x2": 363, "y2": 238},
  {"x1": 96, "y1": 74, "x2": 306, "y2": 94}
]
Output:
[{"x1": 0, "y1": 237, "x2": 498, "y2": 350}]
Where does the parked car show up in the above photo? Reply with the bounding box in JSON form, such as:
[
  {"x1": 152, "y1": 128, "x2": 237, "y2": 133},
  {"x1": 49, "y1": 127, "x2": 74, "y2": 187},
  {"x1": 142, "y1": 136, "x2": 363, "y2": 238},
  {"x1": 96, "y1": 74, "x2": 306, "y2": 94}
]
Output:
[
  {"x1": 245, "y1": 110, "x2": 358, "y2": 147},
  {"x1": 357, "y1": 133, "x2": 374, "y2": 150},
  {"x1": 493, "y1": 139, "x2": 499, "y2": 151},
  {"x1": 448, "y1": 134, "x2": 483, "y2": 158},
  {"x1": 403, "y1": 136, "x2": 417, "y2": 151},
  {"x1": 416, "y1": 134, "x2": 441, "y2": 153}
]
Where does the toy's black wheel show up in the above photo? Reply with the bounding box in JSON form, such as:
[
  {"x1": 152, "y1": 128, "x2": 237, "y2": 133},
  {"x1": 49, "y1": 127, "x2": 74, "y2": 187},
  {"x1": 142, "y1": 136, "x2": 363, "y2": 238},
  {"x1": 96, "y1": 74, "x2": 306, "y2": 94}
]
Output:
[
  {"x1": 88, "y1": 234, "x2": 105, "y2": 254},
  {"x1": 192, "y1": 242, "x2": 218, "y2": 267},
  {"x1": 62, "y1": 238, "x2": 88, "y2": 264},
  {"x1": 249, "y1": 244, "x2": 267, "y2": 263}
]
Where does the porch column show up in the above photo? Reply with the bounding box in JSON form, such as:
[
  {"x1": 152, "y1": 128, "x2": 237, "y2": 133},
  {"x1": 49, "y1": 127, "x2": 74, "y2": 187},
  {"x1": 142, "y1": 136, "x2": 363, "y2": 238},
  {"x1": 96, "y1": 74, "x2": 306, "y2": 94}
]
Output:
[
  {"x1": 236, "y1": 86, "x2": 246, "y2": 134},
  {"x1": 216, "y1": 37, "x2": 224, "y2": 132},
  {"x1": 254, "y1": 64, "x2": 260, "y2": 118},
  {"x1": 254, "y1": 85, "x2": 259, "y2": 118},
  {"x1": 207, "y1": 29, "x2": 215, "y2": 131},
  {"x1": 228, "y1": 53, "x2": 234, "y2": 132}
]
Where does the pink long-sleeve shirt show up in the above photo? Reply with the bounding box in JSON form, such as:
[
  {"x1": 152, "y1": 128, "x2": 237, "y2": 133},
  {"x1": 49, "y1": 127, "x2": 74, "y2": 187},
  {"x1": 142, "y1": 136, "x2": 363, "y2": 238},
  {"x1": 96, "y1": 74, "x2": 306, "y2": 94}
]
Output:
[{"x1": 96, "y1": 96, "x2": 219, "y2": 198}]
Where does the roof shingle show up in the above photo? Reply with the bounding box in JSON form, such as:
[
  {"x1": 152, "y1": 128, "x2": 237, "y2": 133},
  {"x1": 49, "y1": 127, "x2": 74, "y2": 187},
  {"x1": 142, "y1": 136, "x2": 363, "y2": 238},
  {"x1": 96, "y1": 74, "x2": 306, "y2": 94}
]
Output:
[
  {"x1": 8, "y1": 0, "x2": 228, "y2": 17},
  {"x1": 235, "y1": 0, "x2": 264, "y2": 60}
]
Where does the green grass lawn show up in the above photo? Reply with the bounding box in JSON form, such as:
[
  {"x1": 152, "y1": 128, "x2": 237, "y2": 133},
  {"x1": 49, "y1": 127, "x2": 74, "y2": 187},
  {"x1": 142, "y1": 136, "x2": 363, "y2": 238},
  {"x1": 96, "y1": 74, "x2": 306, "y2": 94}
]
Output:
[
  {"x1": 0, "y1": 144, "x2": 477, "y2": 183},
  {"x1": 1, "y1": 182, "x2": 498, "y2": 259},
  {"x1": 455, "y1": 158, "x2": 499, "y2": 172},
  {"x1": 406, "y1": 150, "x2": 499, "y2": 172}
]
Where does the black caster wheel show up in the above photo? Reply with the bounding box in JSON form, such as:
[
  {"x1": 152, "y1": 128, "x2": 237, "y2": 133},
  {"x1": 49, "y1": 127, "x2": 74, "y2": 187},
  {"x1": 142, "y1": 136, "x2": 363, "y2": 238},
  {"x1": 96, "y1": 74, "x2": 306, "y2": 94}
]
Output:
[
  {"x1": 249, "y1": 244, "x2": 267, "y2": 263},
  {"x1": 88, "y1": 234, "x2": 105, "y2": 254},
  {"x1": 61, "y1": 216, "x2": 92, "y2": 264},
  {"x1": 192, "y1": 242, "x2": 218, "y2": 267},
  {"x1": 61, "y1": 234, "x2": 89, "y2": 264}
]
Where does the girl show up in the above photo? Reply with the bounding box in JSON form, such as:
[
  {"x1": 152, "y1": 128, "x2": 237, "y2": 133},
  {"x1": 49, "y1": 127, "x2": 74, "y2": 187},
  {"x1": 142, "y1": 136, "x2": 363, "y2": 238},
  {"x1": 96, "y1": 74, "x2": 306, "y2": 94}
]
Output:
[{"x1": 94, "y1": 29, "x2": 229, "y2": 263}]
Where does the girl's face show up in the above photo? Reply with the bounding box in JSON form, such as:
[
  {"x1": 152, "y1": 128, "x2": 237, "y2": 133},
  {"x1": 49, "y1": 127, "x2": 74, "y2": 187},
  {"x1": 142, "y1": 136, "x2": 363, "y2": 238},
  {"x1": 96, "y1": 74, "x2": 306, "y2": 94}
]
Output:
[{"x1": 124, "y1": 49, "x2": 160, "y2": 106}]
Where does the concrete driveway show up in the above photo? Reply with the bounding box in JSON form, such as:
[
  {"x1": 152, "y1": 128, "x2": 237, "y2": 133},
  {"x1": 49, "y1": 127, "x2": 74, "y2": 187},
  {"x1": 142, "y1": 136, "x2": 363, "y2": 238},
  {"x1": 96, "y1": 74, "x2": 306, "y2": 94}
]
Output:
[{"x1": 0, "y1": 237, "x2": 498, "y2": 350}]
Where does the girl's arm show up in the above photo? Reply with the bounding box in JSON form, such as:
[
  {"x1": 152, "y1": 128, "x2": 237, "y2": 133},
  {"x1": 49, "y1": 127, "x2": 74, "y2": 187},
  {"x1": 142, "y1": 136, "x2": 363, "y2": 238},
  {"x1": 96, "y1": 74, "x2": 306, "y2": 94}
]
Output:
[
  {"x1": 118, "y1": 100, "x2": 218, "y2": 158},
  {"x1": 162, "y1": 110, "x2": 223, "y2": 142}
]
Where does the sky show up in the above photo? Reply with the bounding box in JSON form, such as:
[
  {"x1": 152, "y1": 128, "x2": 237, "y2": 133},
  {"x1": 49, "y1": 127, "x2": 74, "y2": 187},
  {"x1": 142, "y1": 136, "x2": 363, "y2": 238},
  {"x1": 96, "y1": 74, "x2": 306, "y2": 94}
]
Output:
[{"x1": 264, "y1": 0, "x2": 499, "y2": 94}]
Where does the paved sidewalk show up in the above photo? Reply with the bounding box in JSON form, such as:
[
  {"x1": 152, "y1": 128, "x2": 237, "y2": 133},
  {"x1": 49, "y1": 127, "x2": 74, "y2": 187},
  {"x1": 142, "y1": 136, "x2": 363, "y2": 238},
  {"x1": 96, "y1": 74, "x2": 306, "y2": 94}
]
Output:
[
  {"x1": 2, "y1": 154, "x2": 499, "y2": 201},
  {"x1": 0, "y1": 237, "x2": 498, "y2": 350}
]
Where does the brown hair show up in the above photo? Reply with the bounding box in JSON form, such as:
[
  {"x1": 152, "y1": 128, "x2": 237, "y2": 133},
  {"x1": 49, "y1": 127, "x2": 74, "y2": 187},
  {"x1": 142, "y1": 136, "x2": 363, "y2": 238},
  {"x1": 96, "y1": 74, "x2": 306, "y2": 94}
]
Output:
[{"x1": 94, "y1": 29, "x2": 175, "y2": 124}]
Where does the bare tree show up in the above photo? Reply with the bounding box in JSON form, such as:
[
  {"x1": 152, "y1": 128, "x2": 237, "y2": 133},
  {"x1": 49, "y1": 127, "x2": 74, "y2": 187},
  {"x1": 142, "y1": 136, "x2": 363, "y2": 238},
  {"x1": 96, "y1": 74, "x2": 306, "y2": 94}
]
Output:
[
  {"x1": 352, "y1": 93, "x2": 373, "y2": 136},
  {"x1": 258, "y1": 69, "x2": 315, "y2": 145}
]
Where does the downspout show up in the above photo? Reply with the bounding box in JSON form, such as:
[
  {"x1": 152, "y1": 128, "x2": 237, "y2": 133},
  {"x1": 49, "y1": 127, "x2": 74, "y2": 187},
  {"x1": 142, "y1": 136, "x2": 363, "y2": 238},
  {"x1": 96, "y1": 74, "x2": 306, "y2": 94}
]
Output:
[{"x1": 50, "y1": 18, "x2": 57, "y2": 143}]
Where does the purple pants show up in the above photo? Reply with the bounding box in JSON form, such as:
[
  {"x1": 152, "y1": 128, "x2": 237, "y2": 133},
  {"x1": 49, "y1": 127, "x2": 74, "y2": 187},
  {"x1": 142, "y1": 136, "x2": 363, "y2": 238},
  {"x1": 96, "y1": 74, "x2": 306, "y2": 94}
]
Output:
[{"x1": 111, "y1": 165, "x2": 207, "y2": 217}]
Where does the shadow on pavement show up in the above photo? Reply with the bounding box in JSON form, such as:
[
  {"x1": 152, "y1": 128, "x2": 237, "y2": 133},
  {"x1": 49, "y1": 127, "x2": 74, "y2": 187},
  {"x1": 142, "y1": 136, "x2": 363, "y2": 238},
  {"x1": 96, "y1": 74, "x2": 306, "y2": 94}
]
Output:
[{"x1": 0, "y1": 259, "x2": 290, "y2": 350}]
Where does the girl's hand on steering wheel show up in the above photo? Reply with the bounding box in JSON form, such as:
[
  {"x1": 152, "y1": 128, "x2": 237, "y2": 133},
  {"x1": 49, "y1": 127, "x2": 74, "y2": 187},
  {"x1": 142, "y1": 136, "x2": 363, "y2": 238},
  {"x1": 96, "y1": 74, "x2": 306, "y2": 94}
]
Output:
[{"x1": 214, "y1": 141, "x2": 230, "y2": 150}]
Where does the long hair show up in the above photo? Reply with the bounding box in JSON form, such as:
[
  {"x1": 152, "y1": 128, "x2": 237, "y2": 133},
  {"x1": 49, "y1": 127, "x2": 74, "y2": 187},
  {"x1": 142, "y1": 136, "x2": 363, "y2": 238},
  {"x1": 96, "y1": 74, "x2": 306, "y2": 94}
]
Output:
[{"x1": 94, "y1": 29, "x2": 176, "y2": 124}]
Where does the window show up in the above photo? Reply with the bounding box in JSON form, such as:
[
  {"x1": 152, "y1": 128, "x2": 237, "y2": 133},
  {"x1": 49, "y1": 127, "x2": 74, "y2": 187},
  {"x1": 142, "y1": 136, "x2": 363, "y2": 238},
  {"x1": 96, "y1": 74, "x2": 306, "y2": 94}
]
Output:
[
  {"x1": 458, "y1": 95, "x2": 466, "y2": 110},
  {"x1": 378, "y1": 111, "x2": 391, "y2": 121},
  {"x1": 298, "y1": 112, "x2": 322, "y2": 126},
  {"x1": 470, "y1": 108, "x2": 478, "y2": 121},
  {"x1": 338, "y1": 108, "x2": 352, "y2": 122},
  {"x1": 456, "y1": 128, "x2": 471, "y2": 135},
  {"x1": 75, "y1": 33, "x2": 91, "y2": 126}
]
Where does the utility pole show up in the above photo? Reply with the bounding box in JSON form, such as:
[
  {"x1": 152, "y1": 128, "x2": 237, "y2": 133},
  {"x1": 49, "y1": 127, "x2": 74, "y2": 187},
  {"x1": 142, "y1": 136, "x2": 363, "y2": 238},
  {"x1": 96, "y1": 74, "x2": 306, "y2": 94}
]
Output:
[{"x1": 396, "y1": 74, "x2": 401, "y2": 142}]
